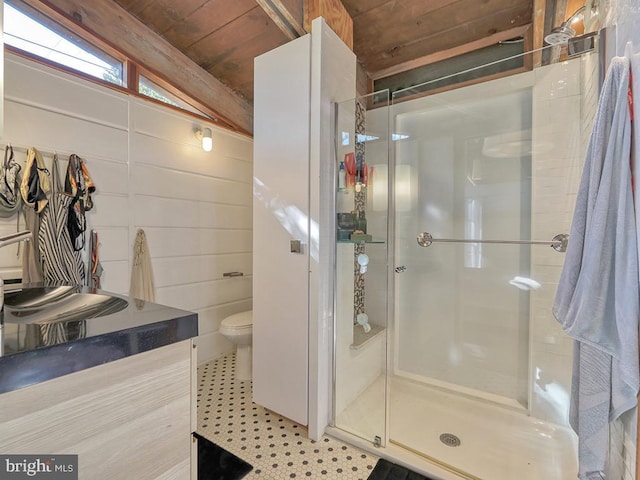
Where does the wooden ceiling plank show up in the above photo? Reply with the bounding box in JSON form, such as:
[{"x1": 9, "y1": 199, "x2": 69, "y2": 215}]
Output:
[
  {"x1": 340, "y1": 0, "x2": 398, "y2": 20},
  {"x1": 135, "y1": 0, "x2": 206, "y2": 36},
  {"x1": 185, "y1": 7, "x2": 289, "y2": 100},
  {"x1": 304, "y1": 0, "x2": 353, "y2": 49},
  {"x1": 112, "y1": 0, "x2": 155, "y2": 17},
  {"x1": 363, "y1": 5, "x2": 531, "y2": 73},
  {"x1": 255, "y1": 0, "x2": 306, "y2": 40},
  {"x1": 187, "y1": 7, "x2": 288, "y2": 68},
  {"x1": 352, "y1": 0, "x2": 492, "y2": 48},
  {"x1": 371, "y1": 24, "x2": 531, "y2": 80},
  {"x1": 31, "y1": 0, "x2": 253, "y2": 134},
  {"x1": 161, "y1": 0, "x2": 256, "y2": 51},
  {"x1": 344, "y1": 0, "x2": 464, "y2": 24},
  {"x1": 353, "y1": 0, "x2": 530, "y2": 59}
]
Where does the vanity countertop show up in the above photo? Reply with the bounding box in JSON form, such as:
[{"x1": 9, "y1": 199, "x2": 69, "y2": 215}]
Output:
[{"x1": 0, "y1": 287, "x2": 198, "y2": 394}]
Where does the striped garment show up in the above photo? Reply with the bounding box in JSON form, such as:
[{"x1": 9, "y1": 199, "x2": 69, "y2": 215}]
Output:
[{"x1": 37, "y1": 154, "x2": 85, "y2": 286}]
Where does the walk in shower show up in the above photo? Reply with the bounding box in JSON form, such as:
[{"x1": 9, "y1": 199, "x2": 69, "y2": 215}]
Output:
[{"x1": 332, "y1": 44, "x2": 601, "y2": 479}]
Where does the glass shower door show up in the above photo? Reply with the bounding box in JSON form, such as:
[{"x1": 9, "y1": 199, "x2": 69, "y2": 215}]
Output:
[
  {"x1": 333, "y1": 92, "x2": 389, "y2": 446},
  {"x1": 389, "y1": 58, "x2": 586, "y2": 479},
  {"x1": 393, "y1": 86, "x2": 533, "y2": 407}
]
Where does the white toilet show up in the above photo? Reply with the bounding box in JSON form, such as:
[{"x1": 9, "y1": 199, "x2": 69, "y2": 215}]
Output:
[{"x1": 220, "y1": 310, "x2": 253, "y2": 381}]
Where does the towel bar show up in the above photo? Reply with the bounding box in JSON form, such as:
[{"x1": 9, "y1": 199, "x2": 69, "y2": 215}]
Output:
[
  {"x1": 223, "y1": 272, "x2": 244, "y2": 278},
  {"x1": 417, "y1": 232, "x2": 569, "y2": 253}
]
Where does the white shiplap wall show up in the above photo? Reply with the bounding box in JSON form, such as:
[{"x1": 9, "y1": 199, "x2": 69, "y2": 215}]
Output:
[{"x1": 0, "y1": 53, "x2": 253, "y2": 364}]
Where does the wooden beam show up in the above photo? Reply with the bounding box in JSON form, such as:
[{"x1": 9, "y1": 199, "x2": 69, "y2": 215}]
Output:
[
  {"x1": 126, "y1": 61, "x2": 138, "y2": 92},
  {"x1": 304, "y1": 0, "x2": 353, "y2": 50},
  {"x1": 356, "y1": 62, "x2": 373, "y2": 98},
  {"x1": 523, "y1": 25, "x2": 534, "y2": 71},
  {"x1": 26, "y1": 0, "x2": 254, "y2": 135},
  {"x1": 532, "y1": 0, "x2": 546, "y2": 67},
  {"x1": 541, "y1": 0, "x2": 569, "y2": 65},
  {"x1": 553, "y1": 0, "x2": 570, "y2": 32},
  {"x1": 370, "y1": 24, "x2": 531, "y2": 81},
  {"x1": 255, "y1": 0, "x2": 306, "y2": 40}
]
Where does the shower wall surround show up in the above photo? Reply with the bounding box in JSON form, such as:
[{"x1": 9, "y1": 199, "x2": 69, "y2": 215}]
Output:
[
  {"x1": 0, "y1": 52, "x2": 253, "y2": 365},
  {"x1": 604, "y1": 0, "x2": 640, "y2": 27},
  {"x1": 529, "y1": 59, "x2": 585, "y2": 425}
]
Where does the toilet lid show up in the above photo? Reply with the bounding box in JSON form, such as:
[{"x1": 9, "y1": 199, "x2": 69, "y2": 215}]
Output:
[{"x1": 222, "y1": 310, "x2": 252, "y2": 328}]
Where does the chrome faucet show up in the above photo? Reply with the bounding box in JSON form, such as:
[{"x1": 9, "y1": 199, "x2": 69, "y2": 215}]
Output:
[
  {"x1": 0, "y1": 230, "x2": 33, "y2": 356},
  {"x1": 0, "y1": 230, "x2": 33, "y2": 308}
]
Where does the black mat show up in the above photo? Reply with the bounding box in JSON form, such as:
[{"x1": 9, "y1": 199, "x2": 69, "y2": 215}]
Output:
[
  {"x1": 194, "y1": 432, "x2": 253, "y2": 480},
  {"x1": 367, "y1": 458, "x2": 436, "y2": 480}
]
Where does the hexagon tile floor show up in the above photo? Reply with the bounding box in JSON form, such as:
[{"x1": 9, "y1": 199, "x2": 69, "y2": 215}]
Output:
[{"x1": 197, "y1": 353, "x2": 379, "y2": 480}]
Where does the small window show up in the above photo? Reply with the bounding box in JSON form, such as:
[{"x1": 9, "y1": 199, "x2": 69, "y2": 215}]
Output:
[
  {"x1": 139, "y1": 74, "x2": 211, "y2": 118},
  {"x1": 4, "y1": 1, "x2": 124, "y2": 86}
]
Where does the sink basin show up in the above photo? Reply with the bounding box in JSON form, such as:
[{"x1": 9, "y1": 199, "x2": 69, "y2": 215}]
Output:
[{"x1": 3, "y1": 286, "x2": 128, "y2": 324}]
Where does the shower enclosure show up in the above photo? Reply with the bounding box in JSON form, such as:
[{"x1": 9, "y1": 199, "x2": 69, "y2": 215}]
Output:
[{"x1": 332, "y1": 47, "x2": 600, "y2": 479}]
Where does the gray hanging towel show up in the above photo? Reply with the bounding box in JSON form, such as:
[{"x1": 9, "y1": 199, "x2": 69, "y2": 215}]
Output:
[
  {"x1": 21, "y1": 208, "x2": 43, "y2": 285},
  {"x1": 37, "y1": 154, "x2": 85, "y2": 286},
  {"x1": 553, "y1": 57, "x2": 638, "y2": 480},
  {"x1": 0, "y1": 145, "x2": 22, "y2": 217},
  {"x1": 130, "y1": 228, "x2": 155, "y2": 305},
  {"x1": 87, "y1": 229, "x2": 103, "y2": 290}
]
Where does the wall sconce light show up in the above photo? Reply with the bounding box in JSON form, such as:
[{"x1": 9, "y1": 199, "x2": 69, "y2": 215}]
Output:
[{"x1": 194, "y1": 127, "x2": 213, "y2": 152}]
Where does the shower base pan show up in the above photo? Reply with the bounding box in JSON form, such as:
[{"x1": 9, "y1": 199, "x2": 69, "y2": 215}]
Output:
[{"x1": 336, "y1": 375, "x2": 577, "y2": 479}]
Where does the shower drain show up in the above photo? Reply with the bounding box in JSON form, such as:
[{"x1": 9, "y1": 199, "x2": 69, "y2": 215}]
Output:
[{"x1": 439, "y1": 433, "x2": 461, "y2": 447}]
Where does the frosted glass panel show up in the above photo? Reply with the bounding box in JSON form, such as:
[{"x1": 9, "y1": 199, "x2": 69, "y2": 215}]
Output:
[
  {"x1": 393, "y1": 88, "x2": 532, "y2": 406},
  {"x1": 333, "y1": 91, "x2": 389, "y2": 445}
]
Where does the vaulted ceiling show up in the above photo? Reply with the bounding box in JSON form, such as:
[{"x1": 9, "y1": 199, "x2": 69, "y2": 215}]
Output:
[
  {"x1": 111, "y1": 0, "x2": 537, "y2": 103},
  {"x1": 26, "y1": 0, "x2": 583, "y2": 134}
]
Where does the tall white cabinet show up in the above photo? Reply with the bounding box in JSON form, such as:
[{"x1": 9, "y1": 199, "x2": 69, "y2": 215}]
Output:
[
  {"x1": 253, "y1": 33, "x2": 312, "y2": 427},
  {"x1": 253, "y1": 18, "x2": 355, "y2": 436}
]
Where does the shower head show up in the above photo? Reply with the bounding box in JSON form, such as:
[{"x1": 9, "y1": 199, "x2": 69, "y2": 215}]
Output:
[
  {"x1": 544, "y1": 5, "x2": 586, "y2": 45},
  {"x1": 545, "y1": 24, "x2": 577, "y2": 45}
]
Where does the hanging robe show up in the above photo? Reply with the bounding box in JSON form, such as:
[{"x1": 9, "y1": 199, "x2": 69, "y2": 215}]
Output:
[
  {"x1": 38, "y1": 154, "x2": 85, "y2": 286},
  {"x1": 129, "y1": 228, "x2": 155, "y2": 307}
]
